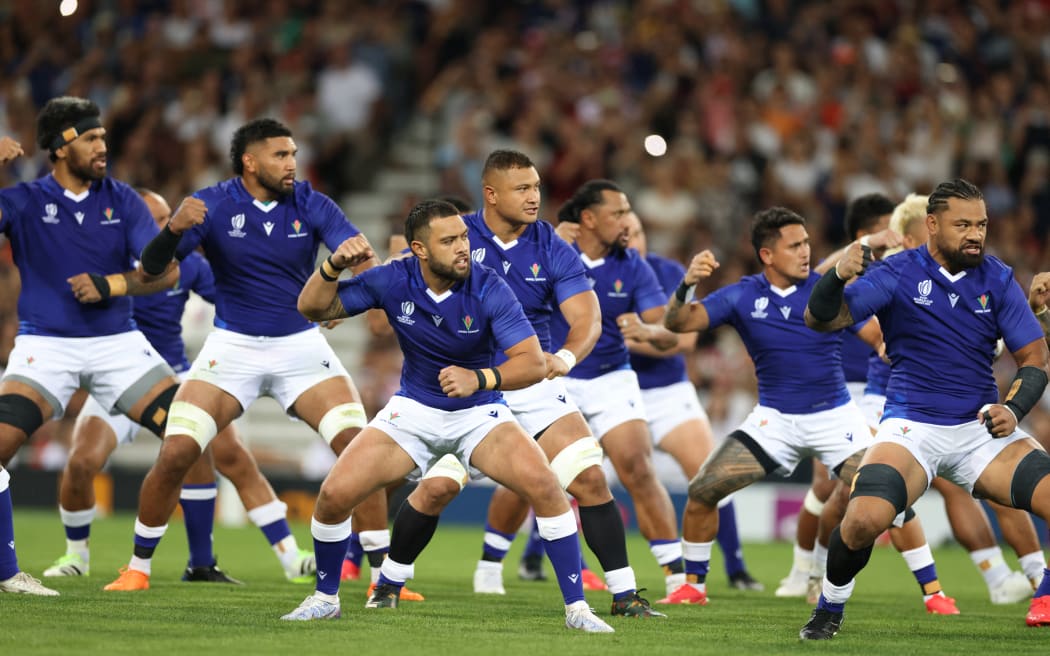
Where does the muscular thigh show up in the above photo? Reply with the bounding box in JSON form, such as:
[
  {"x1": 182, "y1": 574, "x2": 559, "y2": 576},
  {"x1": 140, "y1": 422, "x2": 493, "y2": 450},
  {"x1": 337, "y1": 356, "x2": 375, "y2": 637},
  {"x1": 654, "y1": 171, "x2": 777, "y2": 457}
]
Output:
[
  {"x1": 291, "y1": 375, "x2": 362, "y2": 431},
  {"x1": 687, "y1": 434, "x2": 769, "y2": 506}
]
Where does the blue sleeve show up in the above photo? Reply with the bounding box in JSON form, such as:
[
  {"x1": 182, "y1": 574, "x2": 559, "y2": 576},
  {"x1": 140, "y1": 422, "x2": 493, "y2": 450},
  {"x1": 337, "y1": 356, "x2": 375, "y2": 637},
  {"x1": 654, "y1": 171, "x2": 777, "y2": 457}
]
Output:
[
  {"x1": 549, "y1": 237, "x2": 593, "y2": 304},
  {"x1": 0, "y1": 185, "x2": 27, "y2": 235},
  {"x1": 700, "y1": 282, "x2": 742, "y2": 329},
  {"x1": 188, "y1": 255, "x2": 217, "y2": 305},
  {"x1": 843, "y1": 260, "x2": 899, "y2": 321},
  {"x1": 998, "y1": 276, "x2": 1044, "y2": 352},
  {"x1": 655, "y1": 258, "x2": 686, "y2": 295},
  {"x1": 120, "y1": 185, "x2": 161, "y2": 260},
  {"x1": 312, "y1": 192, "x2": 358, "y2": 252},
  {"x1": 485, "y1": 275, "x2": 537, "y2": 352},
  {"x1": 631, "y1": 256, "x2": 669, "y2": 314},
  {"x1": 845, "y1": 316, "x2": 873, "y2": 335},
  {"x1": 335, "y1": 265, "x2": 388, "y2": 317}
]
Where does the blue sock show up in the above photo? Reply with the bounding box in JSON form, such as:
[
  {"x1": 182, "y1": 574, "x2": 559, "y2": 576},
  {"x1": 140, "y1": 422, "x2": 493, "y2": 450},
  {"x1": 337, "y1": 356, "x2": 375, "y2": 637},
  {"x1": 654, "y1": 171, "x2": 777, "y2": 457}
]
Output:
[
  {"x1": 345, "y1": 532, "x2": 363, "y2": 565},
  {"x1": 481, "y1": 523, "x2": 516, "y2": 561},
  {"x1": 0, "y1": 477, "x2": 18, "y2": 579},
  {"x1": 717, "y1": 501, "x2": 746, "y2": 576},
  {"x1": 543, "y1": 534, "x2": 585, "y2": 604},
  {"x1": 314, "y1": 535, "x2": 350, "y2": 596},
  {"x1": 179, "y1": 483, "x2": 217, "y2": 567},
  {"x1": 377, "y1": 572, "x2": 404, "y2": 589},
  {"x1": 259, "y1": 518, "x2": 292, "y2": 545},
  {"x1": 912, "y1": 563, "x2": 939, "y2": 593},
  {"x1": 1036, "y1": 568, "x2": 1050, "y2": 598},
  {"x1": 522, "y1": 517, "x2": 544, "y2": 559},
  {"x1": 817, "y1": 593, "x2": 845, "y2": 613}
]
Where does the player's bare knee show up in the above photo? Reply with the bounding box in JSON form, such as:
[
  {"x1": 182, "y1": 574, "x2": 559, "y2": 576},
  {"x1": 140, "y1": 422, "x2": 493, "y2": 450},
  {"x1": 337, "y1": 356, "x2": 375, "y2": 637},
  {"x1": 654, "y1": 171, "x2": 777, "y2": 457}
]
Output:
[
  {"x1": 565, "y1": 464, "x2": 611, "y2": 503},
  {"x1": 411, "y1": 478, "x2": 458, "y2": 514},
  {"x1": 65, "y1": 451, "x2": 104, "y2": 483},
  {"x1": 1011, "y1": 449, "x2": 1050, "y2": 515},
  {"x1": 687, "y1": 473, "x2": 723, "y2": 508}
]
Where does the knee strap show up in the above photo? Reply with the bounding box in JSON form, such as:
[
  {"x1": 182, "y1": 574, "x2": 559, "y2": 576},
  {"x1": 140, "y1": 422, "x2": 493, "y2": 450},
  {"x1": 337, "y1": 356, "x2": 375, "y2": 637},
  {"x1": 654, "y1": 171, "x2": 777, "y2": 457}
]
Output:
[
  {"x1": 422, "y1": 453, "x2": 468, "y2": 488},
  {"x1": 1011, "y1": 449, "x2": 1050, "y2": 512},
  {"x1": 549, "y1": 436, "x2": 604, "y2": 489},
  {"x1": 850, "y1": 463, "x2": 908, "y2": 514},
  {"x1": 0, "y1": 394, "x2": 44, "y2": 437},
  {"x1": 318, "y1": 402, "x2": 367, "y2": 444},
  {"x1": 138, "y1": 384, "x2": 178, "y2": 437},
  {"x1": 165, "y1": 401, "x2": 218, "y2": 449},
  {"x1": 803, "y1": 487, "x2": 825, "y2": 516}
]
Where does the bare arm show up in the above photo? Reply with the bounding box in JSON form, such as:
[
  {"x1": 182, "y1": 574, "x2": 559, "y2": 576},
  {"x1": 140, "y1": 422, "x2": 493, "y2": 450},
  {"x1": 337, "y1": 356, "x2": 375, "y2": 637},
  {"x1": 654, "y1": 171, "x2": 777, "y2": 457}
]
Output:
[
  {"x1": 814, "y1": 230, "x2": 902, "y2": 275},
  {"x1": 546, "y1": 290, "x2": 601, "y2": 379},
  {"x1": 1029, "y1": 271, "x2": 1050, "y2": 344},
  {"x1": 67, "y1": 261, "x2": 180, "y2": 303},
  {"x1": 664, "y1": 250, "x2": 719, "y2": 333},
  {"x1": 298, "y1": 234, "x2": 374, "y2": 321},
  {"x1": 619, "y1": 306, "x2": 678, "y2": 351},
  {"x1": 626, "y1": 330, "x2": 697, "y2": 358}
]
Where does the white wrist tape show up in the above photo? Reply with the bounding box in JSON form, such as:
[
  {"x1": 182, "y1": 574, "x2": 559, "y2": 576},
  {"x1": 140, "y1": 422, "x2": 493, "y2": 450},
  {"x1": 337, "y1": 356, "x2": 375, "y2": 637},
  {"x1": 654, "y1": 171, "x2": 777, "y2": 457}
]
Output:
[{"x1": 554, "y1": 349, "x2": 576, "y2": 372}]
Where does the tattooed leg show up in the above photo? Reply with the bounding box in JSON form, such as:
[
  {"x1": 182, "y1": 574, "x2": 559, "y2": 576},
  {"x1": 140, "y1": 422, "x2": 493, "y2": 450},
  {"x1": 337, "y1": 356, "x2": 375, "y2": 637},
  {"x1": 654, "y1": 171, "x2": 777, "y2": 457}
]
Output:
[{"x1": 682, "y1": 435, "x2": 770, "y2": 543}]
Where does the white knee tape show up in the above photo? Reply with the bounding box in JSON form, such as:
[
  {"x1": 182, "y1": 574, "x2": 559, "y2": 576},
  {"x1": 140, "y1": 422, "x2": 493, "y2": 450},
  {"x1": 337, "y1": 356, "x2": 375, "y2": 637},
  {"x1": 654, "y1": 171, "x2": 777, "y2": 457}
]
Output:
[
  {"x1": 803, "y1": 488, "x2": 825, "y2": 516},
  {"x1": 165, "y1": 401, "x2": 218, "y2": 449},
  {"x1": 536, "y1": 510, "x2": 577, "y2": 541},
  {"x1": 422, "y1": 453, "x2": 468, "y2": 488},
  {"x1": 549, "y1": 437, "x2": 604, "y2": 489},
  {"x1": 318, "y1": 402, "x2": 367, "y2": 444},
  {"x1": 0, "y1": 467, "x2": 9, "y2": 491}
]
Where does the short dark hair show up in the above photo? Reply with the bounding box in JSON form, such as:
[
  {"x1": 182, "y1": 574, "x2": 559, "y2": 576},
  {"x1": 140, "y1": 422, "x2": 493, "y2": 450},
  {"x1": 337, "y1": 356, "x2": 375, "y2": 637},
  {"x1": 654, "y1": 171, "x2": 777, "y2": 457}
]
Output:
[
  {"x1": 844, "y1": 193, "x2": 895, "y2": 239},
  {"x1": 750, "y1": 206, "x2": 806, "y2": 259},
  {"x1": 926, "y1": 178, "x2": 984, "y2": 215},
  {"x1": 36, "y1": 96, "x2": 101, "y2": 162},
  {"x1": 229, "y1": 118, "x2": 293, "y2": 175},
  {"x1": 556, "y1": 179, "x2": 622, "y2": 224},
  {"x1": 405, "y1": 199, "x2": 461, "y2": 244},
  {"x1": 437, "y1": 194, "x2": 473, "y2": 213},
  {"x1": 482, "y1": 149, "x2": 535, "y2": 180}
]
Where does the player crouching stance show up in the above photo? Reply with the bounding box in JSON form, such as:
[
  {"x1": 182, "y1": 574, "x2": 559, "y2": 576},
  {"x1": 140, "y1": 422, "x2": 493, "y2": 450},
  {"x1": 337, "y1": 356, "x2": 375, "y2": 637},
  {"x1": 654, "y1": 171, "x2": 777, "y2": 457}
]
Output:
[{"x1": 283, "y1": 200, "x2": 612, "y2": 632}]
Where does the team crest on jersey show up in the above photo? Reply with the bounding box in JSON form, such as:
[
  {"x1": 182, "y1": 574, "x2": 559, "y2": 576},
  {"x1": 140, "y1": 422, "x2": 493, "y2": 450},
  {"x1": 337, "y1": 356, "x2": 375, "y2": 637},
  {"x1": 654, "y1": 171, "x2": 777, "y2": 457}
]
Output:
[
  {"x1": 750, "y1": 297, "x2": 769, "y2": 318},
  {"x1": 228, "y1": 214, "x2": 247, "y2": 238},
  {"x1": 524, "y1": 262, "x2": 546, "y2": 282},
  {"x1": 607, "y1": 279, "x2": 628, "y2": 298},
  {"x1": 471, "y1": 248, "x2": 486, "y2": 263},
  {"x1": 100, "y1": 207, "x2": 120, "y2": 225},
  {"x1": 287, "y1": 218, "x2": 307, "y2": 238},
  {"x1": 397, "y1": 301, "x2": 416, "y2": 325},
  {"x1": 41, "y1": 203, "x2": 59, "y2": 224},
  {"x1": 974, "y1": 293, "x2": 991, "y2": 314},
  {"x1": 913, "y1": 279, "x2": 933, "y2": 306},
  {"x1": 458, "y1": 314, "x2": 479, "y2": 334}
]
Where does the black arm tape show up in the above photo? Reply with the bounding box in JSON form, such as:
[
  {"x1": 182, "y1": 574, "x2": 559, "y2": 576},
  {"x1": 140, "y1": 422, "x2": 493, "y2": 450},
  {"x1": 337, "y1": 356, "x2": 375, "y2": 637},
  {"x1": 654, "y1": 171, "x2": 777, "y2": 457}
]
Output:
[
  {"x1": 849, "y1": 463, "x2": 908, "y2": 515},
  {"x1": 675, "y1": 280, "x2": 692, "y2": 303},
  {"x1": 140, "y1": 225, "x2": 183, "y2": 276},
  {"x1": 491, "y1": 367, "x2": 502, "y2": 391},
  {"x1": 808, "y1": 268, "x2": 848, "y2": 322},
  {"x1": 474, "y1": 369, "x2": 487, "y2": 391},
  {"x1": 1010, "y1": 449, "x2": 1050, "y2": 512},
  {"x1": 0, "y1": 393, "x2": 45, "y2": 437},
  {"x1": 138, "y1": 384, "x2": 178, "y2": 437},
  {"x1": 88, "y1": 273, "x2": 111, "y2": 300},
  {"x1": 1003, "y1": 365, "x2": 1048, "y2": 424}
]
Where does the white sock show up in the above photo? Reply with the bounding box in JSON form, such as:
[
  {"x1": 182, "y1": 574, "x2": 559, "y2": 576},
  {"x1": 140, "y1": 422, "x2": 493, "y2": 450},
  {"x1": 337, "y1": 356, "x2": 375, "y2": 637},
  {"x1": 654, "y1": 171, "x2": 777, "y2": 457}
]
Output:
[
  {"x1": 275, "y1": 535, "x2": 301, "y2": 571},
  {"x1": 129, "y1": 555, "x2": 152, "y2": 576},
  {"x1": 812, "y1": 543, "x2": 828, "y2": 578},
  {"x1": 312, "y1": 590, "x2": 339, "y2": 604},
  {"x1": 66, "y1": 539, "x2": 90, "y2": 561},
  {"x1": 970, "y1": 546, "x2": 1010, "y2": 589},
  {"x1": 1020, "y1": 551, "x2": 1047, "y2": 588},
  {"x1": 792, "y1": 544, "x2": 814, "y2": 578},
  {"x1": 821, "y1": 577, "x2": 855, "y2": 605}
]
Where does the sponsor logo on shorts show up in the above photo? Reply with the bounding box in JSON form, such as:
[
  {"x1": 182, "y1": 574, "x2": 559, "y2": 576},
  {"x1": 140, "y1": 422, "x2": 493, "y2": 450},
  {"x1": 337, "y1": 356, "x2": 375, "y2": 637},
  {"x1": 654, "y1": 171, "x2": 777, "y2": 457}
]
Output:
[
  {"x1": 26, "y1": 356, "x2": 34, "y2": 365},
  {"x1": 759, "y1": 419, "x2": 768, "y2": 427},
  {"x1": 208, "y1": 359, "x2": 218, "y2": 369}
]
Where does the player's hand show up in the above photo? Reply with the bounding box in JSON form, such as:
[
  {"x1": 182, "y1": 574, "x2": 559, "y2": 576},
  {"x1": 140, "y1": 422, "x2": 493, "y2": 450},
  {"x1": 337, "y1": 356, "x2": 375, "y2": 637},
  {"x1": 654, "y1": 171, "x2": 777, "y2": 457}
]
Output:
[
  {"x1": 683, "y1": 250, "x2": 719, "y2": 286},
  {"x1": 439, "y1": 365, "x2": 480, "y2": 397},
  {"x1": 67, "y1": 273, "x2": 103, "y2": 303},
  {"x1": 834, "y1": 240, "x2": 870, "y2": 281},
  {"x1": 544, "y1": 352, "x2": 570, "y2": 379},
  {"x1": 319, "y1": 319, "x2": 344, "y2": 330},
  {"x1": 168, "y1": 197, "x2": 207, "y2": 235},
  {"x1": 978, "y1": 403, "x2": 1018, "y2": 438},
  {"x1": 616, "y1": 312, "x2": 650, "y2": 342},
  {"x1": 332, "y1": 234, "x2": 375, "y2": 269},
  {"x1": 0, "y1": 136, "x2": 24, "y2": 165},
  {"x1": 1029, "y1": 272, "x2": 1050, "y2": 314},
  {"x1": 555, "y1": 222, "x2": 580, "y2": 245}
]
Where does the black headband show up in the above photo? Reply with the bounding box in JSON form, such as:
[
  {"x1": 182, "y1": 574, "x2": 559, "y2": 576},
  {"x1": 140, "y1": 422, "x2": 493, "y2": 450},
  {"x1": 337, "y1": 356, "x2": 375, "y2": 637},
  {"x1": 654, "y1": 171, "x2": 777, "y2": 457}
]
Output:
[{"x1": 49, "y1": 117, "x2": 103, "y2": 152}]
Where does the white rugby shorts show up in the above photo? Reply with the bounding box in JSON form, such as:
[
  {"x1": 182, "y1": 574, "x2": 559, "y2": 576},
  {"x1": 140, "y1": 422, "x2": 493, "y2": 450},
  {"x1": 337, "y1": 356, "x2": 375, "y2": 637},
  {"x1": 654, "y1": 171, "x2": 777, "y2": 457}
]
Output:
[{"x1": 564, "y1": 369, "x2": 647, "y2": 440}]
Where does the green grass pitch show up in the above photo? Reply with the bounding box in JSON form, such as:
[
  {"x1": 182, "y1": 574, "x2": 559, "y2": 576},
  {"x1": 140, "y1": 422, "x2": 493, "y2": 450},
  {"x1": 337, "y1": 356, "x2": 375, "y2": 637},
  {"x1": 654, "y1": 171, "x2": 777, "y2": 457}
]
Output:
[{"x1": 3, "y1": 510, "x2": 1046, "y2": 655}]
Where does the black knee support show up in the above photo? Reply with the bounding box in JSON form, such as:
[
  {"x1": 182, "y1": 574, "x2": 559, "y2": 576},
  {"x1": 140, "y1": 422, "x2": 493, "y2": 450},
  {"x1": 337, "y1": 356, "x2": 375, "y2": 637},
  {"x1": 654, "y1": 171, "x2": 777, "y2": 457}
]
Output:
[
  {"x1": 901, "y1": 506, "x2": 916, "y2": 523},
  {"x1": 138, "y1": 384, "x2": 178, "y2": 437},
  {"x1": 0, "y1": 394, "x2": 45, "y2": 437},
  {"x1": 1010, "y1": 449, "x2": 1050, "y2": 512},
  {"x1": 849, "y1": 463, "x2": 908, "y2": 514}
]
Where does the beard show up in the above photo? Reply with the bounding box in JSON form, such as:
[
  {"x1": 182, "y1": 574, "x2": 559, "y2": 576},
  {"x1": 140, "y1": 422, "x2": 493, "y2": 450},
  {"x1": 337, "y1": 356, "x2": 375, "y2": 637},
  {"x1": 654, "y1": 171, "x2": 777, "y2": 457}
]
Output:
[
  {"x1": 67, "y1": 151, "x2": 106, "y2": 182},
  {"x1": 943, "y1": 244, "x2": 985, "y2": 271},
  {"x1": 257, "y1": 169, "x2": 294, "y2": 197},
  {"x1": 429, "y1": 257, "x2": 470, "y2": 282}
]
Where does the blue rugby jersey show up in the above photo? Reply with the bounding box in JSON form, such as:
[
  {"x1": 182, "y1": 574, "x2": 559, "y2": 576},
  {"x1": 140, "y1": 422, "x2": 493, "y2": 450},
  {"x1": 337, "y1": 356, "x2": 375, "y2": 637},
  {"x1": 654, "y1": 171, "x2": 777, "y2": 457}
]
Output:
[
  {"x1": 337, "y1": 258, "x2": 535, "y2": 411},
  {"x1": 844, "y1": 245, "x2": 1043, "y2": 425},
  {"x1": 175, "y1": 178, "x2": 357, "y2": 337},
  {"x1": 133, "y1": 252, "x2": 215, "y2": 373},
  {"x1": 550, "y1": 246, "x2": 667, "y2": 380},
  {"x1": 630, "y1": 253, "x2": 688, "y2": 390},
  {"x1": 703, "y1": 271, "x2": 854, "y2": 414},
  {"x1": 0, "y1": 175, "x2": 158, "y2": 337},
  {"x1": 461, "y1": 210, "x2": 592, "y2": 359}
]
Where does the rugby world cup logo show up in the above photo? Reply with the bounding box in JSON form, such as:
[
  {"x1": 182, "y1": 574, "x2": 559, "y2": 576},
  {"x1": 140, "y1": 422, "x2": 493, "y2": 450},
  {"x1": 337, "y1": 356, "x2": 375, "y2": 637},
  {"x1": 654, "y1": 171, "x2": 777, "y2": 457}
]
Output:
[
  {"x1": 750, "y1": 296, "x2": 769, "y2": 319},
  {"x1": 471, "y1": 248, "x2": 486, "y2": 263},
  {"x1": 42, "y1": 203, "x2": 59, "y2": 224},
  {"x1": 912, "y1": 279, "x2": 933, "y2": 306},
  {"x1": 397, "y1": 300, "x2": 416, "y2": 325},
  {"x1": 228, "y1": 213, "x2": 247, "y2": 238}
]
